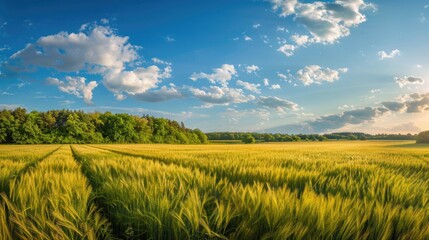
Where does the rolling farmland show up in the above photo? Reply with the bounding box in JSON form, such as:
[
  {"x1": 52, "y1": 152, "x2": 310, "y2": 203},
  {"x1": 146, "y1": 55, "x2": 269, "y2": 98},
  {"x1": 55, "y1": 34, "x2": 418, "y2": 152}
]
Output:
[{"x1": 1, "y1": 141, "x2": 429, "y2": 239}]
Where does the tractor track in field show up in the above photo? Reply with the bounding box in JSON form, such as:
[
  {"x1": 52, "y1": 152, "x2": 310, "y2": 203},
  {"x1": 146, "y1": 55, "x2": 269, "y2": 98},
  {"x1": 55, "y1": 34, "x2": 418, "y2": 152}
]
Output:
[
  {"x1": 85, "y1": 145, "x2": 314, "y2": 193},
  {"x1": 70, "y1": 145, "x2": 123, "y2": 240},
  {"x1": 84, "y1": 145, "x2": 429, "y2": 210},
  {"x1": 10, "y1": 145, "x2": 63, "y2": 183}
]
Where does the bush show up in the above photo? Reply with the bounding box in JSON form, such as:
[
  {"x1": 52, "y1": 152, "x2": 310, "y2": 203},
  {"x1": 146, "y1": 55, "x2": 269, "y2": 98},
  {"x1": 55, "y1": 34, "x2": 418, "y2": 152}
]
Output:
[
  {"x1": 242, "y1": 134, "x2": 256, "y2": 144},
  {"x1": 416, "y1": 131, "x2": 429, "y2": 143}
]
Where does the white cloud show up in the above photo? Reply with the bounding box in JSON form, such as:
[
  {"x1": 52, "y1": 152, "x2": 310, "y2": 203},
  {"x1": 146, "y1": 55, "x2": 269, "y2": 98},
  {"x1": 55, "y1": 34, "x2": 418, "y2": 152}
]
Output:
[
  {"x1": 253, "y1": 23, "x2": 261, "y2": 29},
  {"x1": 271, "y1": 0, "x2": 298, "y2": 16},
  {"x1": 382, "y1": 92, "x2": 429, "y2": 113},
  {"x1": 236, "y1": 80, "x2": 261, "y2": 93},
  {"x1": 7, "y1": 24, "x2": 178, "y2": 102},
  {"x1": 103, "y1": 66, "x2": 172, "y2": 99},
  {"x1": 46, "y1": 76, "x2": 98, "y2": 104},
  {"x1": 166, "y1": 36, "x2": 175, "y2": 42},
  {"x1": 244, "y1": 35, "x2": 253, "y2": 41},
  {"x1": 151, "y1": 57, "x2": 172, "y2": 66},
  {"x1": 416, "y1": 64, "x2": 422, "y2": 68},
  {"x1": 394, "y1": 76, "x2": 425, "y2": 88},
  {"x1": 276, "y1": 26, "x2": 288, "y2": 32},
  {"x1": 278, "y1": 44, "x2": 296, "y2": 56},
  {"x1": 245, "y1": 64, "x2": 260, "y2": 74},
  {"x1": 100, "y1": 18, "x2": 109, "y2": 24},
  {"x1": 270, "y1": 84, "x2": 281, "y2": 89},
  {"x1": 296, "y1": 65, "x2": 348, "y2": 85},
  {"x1": 277, "y1": 73, "x2": 288, "y2": 80},
  {"x1": 10, "y1": 25, "x2": 138, "y2": 73},
  {"x1": 338, "y1": 104, "x2": 354, "y2": 110},
  {"x1": 190, "y1": 64, "x2": 237, "y2": 86},
  {"x1": 378, "y1": 49, "x2": 400, "y2": 60},
  {"x1": 270, "y1": 0, "x2": 376, "y2": 45},
  {"x1": 133, "y1": 85, "x2": 183, "y2": 102},
  {"x1": 290, "y1": 34, "x2": 309, "y2": 46},
  {"x1": 189, "y1": 85, "x2": 255, "y2": 105},
  {"x1": 268, "y1": 92, "x2": 429, "y2": 134},
  {"x1": 263, "y1": 78, "x2": 270, "y2": 86},
  {"x1": 258, "y1": 96, "x2": 299, "y2": 113},
  {"x1": 0, "y1": 104, "x2": 22, "y2": 110},
  {"x1": 370, "y1": 89, "x2": 381, "y2": 93}
]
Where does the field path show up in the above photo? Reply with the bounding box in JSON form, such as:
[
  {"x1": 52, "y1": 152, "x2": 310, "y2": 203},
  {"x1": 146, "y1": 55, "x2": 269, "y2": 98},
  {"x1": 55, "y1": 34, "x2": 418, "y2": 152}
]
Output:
[{"x1": 1, "y1": 145, "x2": 112, "y2": 240}]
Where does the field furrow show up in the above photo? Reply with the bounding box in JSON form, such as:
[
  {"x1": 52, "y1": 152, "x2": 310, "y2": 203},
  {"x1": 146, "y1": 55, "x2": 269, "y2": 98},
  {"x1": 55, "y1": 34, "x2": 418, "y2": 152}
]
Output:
[
  {"x1": 0, "y1": 145, "x2": 112, "y2": 240},
  {"x1": 71, "y1": 143, "x2": 429, "y2": 240},
  {"x1": 91, "y1": 144, "x2": 429, "y2": 210},
  {"x1": 0, "y1": 145, "x2": 61, "y2": 193}
]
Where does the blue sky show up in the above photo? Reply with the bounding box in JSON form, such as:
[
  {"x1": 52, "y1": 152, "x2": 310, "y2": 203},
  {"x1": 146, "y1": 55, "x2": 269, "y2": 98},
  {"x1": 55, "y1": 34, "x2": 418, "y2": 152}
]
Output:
[{"x1": 1, "y1": 0, "x2": 428, "y2": 133}]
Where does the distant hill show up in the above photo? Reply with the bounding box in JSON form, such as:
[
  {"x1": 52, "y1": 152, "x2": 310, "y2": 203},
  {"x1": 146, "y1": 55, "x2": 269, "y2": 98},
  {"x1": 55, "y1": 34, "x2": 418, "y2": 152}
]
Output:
[{"x1": 0, "y1": 108, "x2": 208, "y2": 144}]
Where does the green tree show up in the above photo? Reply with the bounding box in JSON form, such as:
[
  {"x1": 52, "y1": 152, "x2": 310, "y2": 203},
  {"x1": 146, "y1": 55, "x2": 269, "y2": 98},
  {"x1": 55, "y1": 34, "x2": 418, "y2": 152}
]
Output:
[
  {"x1": 193, "y1": 129, "x2": 208, "y2": 143},
  {"x1": 242, "y1": 134, "x2": 256, "y2": 144},
  {"x1": 417, "y1": 131, "x2": 429, "y2": 144}
]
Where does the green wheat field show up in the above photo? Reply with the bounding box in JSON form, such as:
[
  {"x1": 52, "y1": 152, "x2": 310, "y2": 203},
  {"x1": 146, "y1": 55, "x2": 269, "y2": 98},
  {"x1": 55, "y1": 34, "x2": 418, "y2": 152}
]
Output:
[{"x1": 1, "y1": 141, "x2": 429, "y2": 239}]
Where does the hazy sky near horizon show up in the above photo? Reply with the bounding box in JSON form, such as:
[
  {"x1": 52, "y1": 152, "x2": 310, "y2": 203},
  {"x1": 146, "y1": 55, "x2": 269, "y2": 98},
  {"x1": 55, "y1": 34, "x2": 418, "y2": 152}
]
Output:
[{"x1": 0, "y1": 0, "x2": 428, "y2": 134}]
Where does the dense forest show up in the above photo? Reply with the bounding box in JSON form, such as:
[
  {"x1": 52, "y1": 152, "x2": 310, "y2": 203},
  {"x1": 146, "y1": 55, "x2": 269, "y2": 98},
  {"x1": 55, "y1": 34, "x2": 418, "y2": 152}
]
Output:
[
  {"x1": 0, "y1": 108, "x2": 208, "y2": 144},
  {"x1": 207, "y1": 132, "x2": 417, "y2": 143}
]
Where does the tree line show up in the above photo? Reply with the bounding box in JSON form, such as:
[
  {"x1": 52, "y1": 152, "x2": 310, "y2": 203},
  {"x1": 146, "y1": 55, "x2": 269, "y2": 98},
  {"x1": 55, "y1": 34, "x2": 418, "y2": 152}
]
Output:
[
  {"x1": 207, "y1": 132, "x2": 418, "y2": 143},
  {"x1": 0, "y1": 108, "x2": 208, "y2": 144}
]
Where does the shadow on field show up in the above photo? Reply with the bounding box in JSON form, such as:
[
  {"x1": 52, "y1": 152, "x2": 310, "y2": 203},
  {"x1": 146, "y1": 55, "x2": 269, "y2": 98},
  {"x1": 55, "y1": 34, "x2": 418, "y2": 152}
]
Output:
[{"x1": 387, "y1": 142, "x2": 429, "y2": 148}]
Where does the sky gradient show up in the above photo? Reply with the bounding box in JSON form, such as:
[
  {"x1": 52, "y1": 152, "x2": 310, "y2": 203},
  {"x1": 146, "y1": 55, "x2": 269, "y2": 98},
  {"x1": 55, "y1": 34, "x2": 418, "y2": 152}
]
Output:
[{"x1": 1, "y1": 0, "x2": 428, "y2": 133}]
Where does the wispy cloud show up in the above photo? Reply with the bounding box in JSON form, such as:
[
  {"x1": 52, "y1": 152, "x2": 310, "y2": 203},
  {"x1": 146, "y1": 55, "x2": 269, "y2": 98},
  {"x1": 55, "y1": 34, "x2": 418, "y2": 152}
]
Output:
[{"x1": 378, "y1": 49, "x2": 400, "y2": 60}]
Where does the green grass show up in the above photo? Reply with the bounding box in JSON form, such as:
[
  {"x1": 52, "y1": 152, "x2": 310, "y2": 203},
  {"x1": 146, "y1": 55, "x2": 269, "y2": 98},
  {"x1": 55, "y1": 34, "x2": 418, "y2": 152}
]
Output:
[{"x1": 1, "y1": 141, "x2": 429, "y2": 239}]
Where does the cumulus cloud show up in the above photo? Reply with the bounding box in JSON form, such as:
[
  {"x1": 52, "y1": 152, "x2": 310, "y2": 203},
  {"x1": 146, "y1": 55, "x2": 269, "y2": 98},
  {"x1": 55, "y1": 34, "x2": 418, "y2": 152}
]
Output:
[
  {"x1": 378, "y1": 49, "x2": 400, "y2": 60},
  {"x1": 236, "y1": 80, "x2": 261, "y2": 93},
  {"x1": 151, "y1": 57, "x2": 172, "y2": 65},
  {"x1": 244, "y1": 35, "x2": 253, "y2": 41},
  {"x1": 6, "y1": 23, "x2": 173, "y2": 103},
  {"x1": 306, "y1": 107, "x2": 387, "y2": 132},
  {"x1": 253, "y1": 23, "x2": 261, "y2": 29},
  {"x1": 290, "y1": 34, "x2": 309, "y2": 46},
  {"x1": 103, "y1": 66, "x2": 172, "y2": 100},
  {"x1": 278, "y1": 44, "x2": 296, "y2": 56},
  {"x1": 46, "y1": 76, "x2": 98, "y2": 104},
  {"x1": 404, "y1": 92, "x2": 429, "y2": 113},
  {"x1": 380, "y1": 101, "x2": 405, "y2": 112},
  {"x1": 271, "y1": 0, "x2": 298, "y2": 16},
  {"x1": 296, "y1": 65, "x2": 348, "y2": 85},
  {"x1": 133, "y1": 85, "x2": 183, "y2": 102},
  {"x1": 257, "y1": 96, "x2": 299, "y2": 113},
  {"x1": 271, "y1": 0, "x2": 375, "y2": 45},
  {"x1": 9, "y1": 25, "x2": 138, "y2": 73},
  {"x1": 190, "y1": 64, "x2": 237, "y2": 86},
  {"x1": 270, "y1": 84, "x2": 281, "y2": 89},
  {"x1": 395, "y1": 76, "x2": 424, "y2": 88},
  {"x1": 188, "y1": 86, "x2": 255, "y2": 105},
  {"x1": 245, "y1": 65, "x2": 260, "y2": 74},
  {"x1": 381, "y1": 93, "x2": 429, "y2": 113},
  {"x1": 268, "y1": 91, "x2": 429, "y2": 133},
  {"x1": 263, "y1": 78, "x2": 270, "y2": 86}
]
